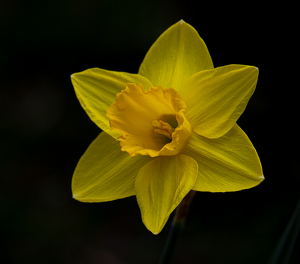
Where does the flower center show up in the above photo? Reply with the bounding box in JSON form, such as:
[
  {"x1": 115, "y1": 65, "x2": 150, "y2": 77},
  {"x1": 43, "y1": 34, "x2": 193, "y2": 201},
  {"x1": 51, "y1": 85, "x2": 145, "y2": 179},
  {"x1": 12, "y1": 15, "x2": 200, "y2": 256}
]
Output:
[
  {"x1": 152, "y1": 120, "x2": 174, "y2": 140},
  {"x1": 106, "y1": 83, "x2": 191, "y2": 157}
]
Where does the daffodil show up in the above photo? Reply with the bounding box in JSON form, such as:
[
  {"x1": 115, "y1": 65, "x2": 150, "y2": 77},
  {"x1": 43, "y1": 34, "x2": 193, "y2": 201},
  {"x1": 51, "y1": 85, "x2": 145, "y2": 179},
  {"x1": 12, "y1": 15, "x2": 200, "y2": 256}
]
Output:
[{"x1": 71, "y1": 20, "x2": 264, "y2": 235}]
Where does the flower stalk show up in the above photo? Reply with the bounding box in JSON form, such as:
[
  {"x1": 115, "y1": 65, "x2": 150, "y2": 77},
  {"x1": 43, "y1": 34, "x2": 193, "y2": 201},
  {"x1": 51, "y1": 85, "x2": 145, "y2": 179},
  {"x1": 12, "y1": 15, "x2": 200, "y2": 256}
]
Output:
[{"x1": 158, "y1": 190, "x2": 197, "y2": 264}]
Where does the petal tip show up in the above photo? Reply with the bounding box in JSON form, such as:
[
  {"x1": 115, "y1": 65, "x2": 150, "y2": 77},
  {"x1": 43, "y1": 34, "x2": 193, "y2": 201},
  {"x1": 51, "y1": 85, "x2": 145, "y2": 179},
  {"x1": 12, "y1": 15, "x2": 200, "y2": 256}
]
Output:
[
  {"x1": 179, "y1": 19, "x2": 184, "y2": 25},
  {"x1": 73, "y1": 194, "x2": 78, "y2": 199},
  {"x1": 259, "y1": 176, "x2": 264, "y2": 182}
]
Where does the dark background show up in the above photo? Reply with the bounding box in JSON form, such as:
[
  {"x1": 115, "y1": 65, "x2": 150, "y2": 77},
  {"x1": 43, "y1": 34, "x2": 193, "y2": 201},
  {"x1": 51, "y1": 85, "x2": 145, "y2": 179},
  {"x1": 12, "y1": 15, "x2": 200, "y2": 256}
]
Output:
[{"x1": 1, "y1": 1, "x2": 298, "y2": 263}]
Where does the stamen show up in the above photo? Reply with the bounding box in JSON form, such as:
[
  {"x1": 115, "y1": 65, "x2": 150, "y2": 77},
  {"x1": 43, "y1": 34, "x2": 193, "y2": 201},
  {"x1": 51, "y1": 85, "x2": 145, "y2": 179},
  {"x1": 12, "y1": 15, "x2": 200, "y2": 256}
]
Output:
[{"x1": 152, "y1": 120, "x2": 175, "y2": 140}]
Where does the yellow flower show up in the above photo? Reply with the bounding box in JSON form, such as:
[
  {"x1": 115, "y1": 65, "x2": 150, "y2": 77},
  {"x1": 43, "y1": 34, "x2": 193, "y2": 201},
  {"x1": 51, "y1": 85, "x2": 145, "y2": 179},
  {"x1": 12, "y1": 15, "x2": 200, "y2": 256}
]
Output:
[{"x1": 71, "y1": 20, "x2": 264, "y2": 235}]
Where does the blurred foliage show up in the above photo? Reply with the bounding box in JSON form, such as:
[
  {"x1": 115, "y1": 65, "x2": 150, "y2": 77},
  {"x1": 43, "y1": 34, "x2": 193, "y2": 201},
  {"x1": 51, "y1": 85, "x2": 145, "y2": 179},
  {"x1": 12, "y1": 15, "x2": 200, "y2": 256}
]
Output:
[{"x1": 0, "y1": 0, "x2": 298, "y2": 263}]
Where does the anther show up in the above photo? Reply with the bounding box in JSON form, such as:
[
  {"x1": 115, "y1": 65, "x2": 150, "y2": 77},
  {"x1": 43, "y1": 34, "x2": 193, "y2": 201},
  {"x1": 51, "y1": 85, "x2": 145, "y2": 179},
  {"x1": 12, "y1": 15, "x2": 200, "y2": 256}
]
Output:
[{"x1": 152, "y1": 120, "x2": 174, "y2": 140}]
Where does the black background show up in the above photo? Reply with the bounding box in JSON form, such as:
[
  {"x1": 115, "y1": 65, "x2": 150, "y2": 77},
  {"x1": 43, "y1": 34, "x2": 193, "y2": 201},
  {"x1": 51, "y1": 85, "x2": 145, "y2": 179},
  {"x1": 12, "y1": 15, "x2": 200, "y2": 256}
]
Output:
[{"x1": 1, "y1": 1, "x2": 298, "y2": 263}]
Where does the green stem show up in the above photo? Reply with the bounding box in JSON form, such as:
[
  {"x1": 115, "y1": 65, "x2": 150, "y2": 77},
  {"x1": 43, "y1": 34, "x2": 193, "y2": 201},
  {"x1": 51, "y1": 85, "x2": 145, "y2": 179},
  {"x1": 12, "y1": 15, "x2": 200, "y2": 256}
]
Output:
[
  {"x1": 268, "y1": 198, "x2": 300, "y2": 264},
  {"x1": 158, "y1": 190, "x2": 196, "y2": 264}
]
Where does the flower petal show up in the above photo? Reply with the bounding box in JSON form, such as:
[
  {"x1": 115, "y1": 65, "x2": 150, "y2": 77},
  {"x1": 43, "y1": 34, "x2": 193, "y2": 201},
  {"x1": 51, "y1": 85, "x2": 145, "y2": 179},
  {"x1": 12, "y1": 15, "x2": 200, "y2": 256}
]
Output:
[
  {"x1": 182, "y1": 64, "x2": 259, "y2": 138},
  {"x1": 138, "y1": 20, "x2": 213, "y2": 93},
  {"x1": 135, "y1": 154, "x2": 198, "y2": 234},
  {"x1": 72, "y1": 132, "x2": 152, "y2": 202},
  {"x1": 71, "y1": 68, "x2": 153, "y2": 138},
  {"x1": 181, "y1": 124, "x2": 264, "y2": 192}
]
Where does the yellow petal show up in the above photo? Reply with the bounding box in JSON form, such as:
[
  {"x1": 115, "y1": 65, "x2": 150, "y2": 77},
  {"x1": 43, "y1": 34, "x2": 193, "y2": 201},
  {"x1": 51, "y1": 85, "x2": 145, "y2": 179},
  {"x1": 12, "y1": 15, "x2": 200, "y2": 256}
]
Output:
[
  {"x1": 138, "y1": 20, "x2": 213, "y2": 92},
  {"x1": 135, "y1": 154, "x2": 198, "y2": 234},
  {"x1": 71, "y1": 68, "x2": 153, "y2": 138},
  {"x1": 182, "y1": 124, "x2": 264, "y2": 192},
  {"x1": 72, "y1": 132, "x2": 152, "y2": 202},
  {"x1": 182, "y1": 64, "x2": 258, "y2": 138}
]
